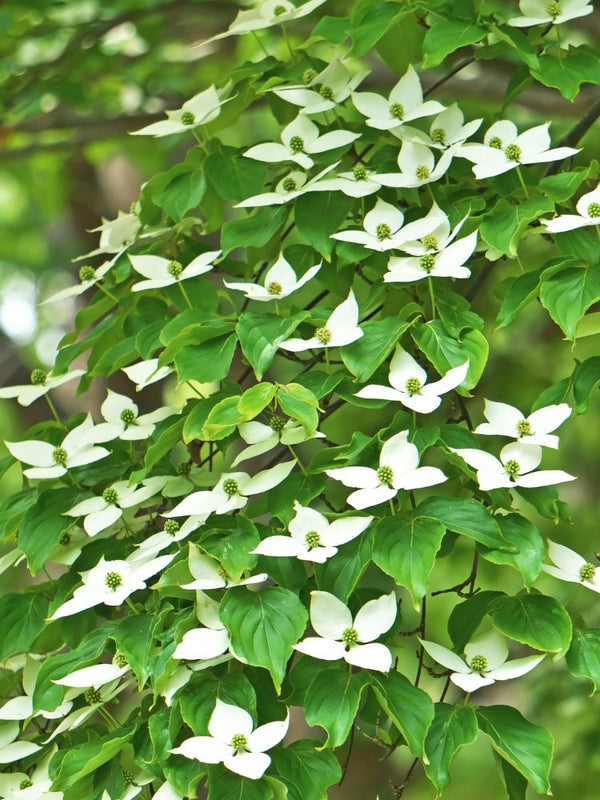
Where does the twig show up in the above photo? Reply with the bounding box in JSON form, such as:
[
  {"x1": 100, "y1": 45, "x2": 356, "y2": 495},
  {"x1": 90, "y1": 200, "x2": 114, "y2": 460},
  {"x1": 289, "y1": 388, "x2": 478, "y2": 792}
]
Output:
[
  {"x1": 543, "y1": 94, "x2": 600, "y2": 176},
  {"x1": 423, "y1": 56, "x2": 475, "y2": 97}
]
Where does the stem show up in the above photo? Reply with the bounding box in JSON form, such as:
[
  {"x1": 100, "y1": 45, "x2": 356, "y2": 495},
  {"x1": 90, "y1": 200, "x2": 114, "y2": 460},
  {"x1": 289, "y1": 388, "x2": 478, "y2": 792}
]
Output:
[
  {"x1": 177, "y1": 281, "x2": 193, "y2": 309},
  {"x1": 274, "y1": 299, "x2": 280, "y2": 315},
  {"x1": 389, "y1": 499, "x2": 396, "y2": 516},
  {"x1": 252, "y1": 30, "x2": 270, "y2": 58},
  {"x1": 287, "y1": 444, "x2": 307, "y2": 476},
  {"x1": 191, "y1": 128, "x2": 204, "y2": 147},
  {"x1": 45, "y1": 393, "x2": 62, "y2": 424},
  {"x1": 415, "y1": 596, "x2": 427, "y2": 686},
  {"x1": 596, "y1": 224, "x2": 600, "y2": 241},
  {"x1": 125, "y1": 597, "x2": 138, "y2": 614},
  {"x1": 324, "y1": 348, "x2": 330, "y2": 374},
  {"x1": 556, "y1": 24, "x2": 562, "y2": 60},
  {"x1": 428, "y1": 276, "x2": 437, "y2": 320},
  {"x1": 186, "y1": 381, "x2": 205, "y2": 398},
  {"x1": 516, "y1": 165, "x2": 529, "y2": 199},
  {"x1": 280, "y1": 24, "x2": 294, "y2": 60},
  {"x1": 412, "y1": 409, "x2": 417, "y2": 430},
  {"x1": 97, "y1": 282, "x2": 119, "y2": 303}
]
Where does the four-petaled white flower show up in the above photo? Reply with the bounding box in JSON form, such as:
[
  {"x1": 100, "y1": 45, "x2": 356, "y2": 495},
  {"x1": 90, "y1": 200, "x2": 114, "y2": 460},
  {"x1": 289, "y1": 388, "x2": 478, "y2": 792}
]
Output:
[
  {"x1": 235, "y1": 163, "x2": 338, "y2": 208},
  {"x1": 316, "y1": 163, "x2": 385, "y2": 197},
  {"x1": 420, "y1": 631, "x2": 544, "y2": 692},
  {"x1": 295, "y1": 590, "x2": 396, "y2": 672},
  {"x1": 121, "y1": 358, "x2": 174, "y2": 391},
  {"x1": 390, "y1": 202, "x2": 467, "y2": 256},
  {"x1": 0, "y1": 367, "x2": 84, "y2": 407},
  {"x1": 129, "y1": 250, "x2": 221, "y2": 292},
  {"x1": 272, "y1": 59, "x2": 368, "y2": 115},
  {"x1": 173, "y1": 591, "x2": 234, "y2": 663},
  {"x1": 86, "y1": 390, "x2": 179, "y2": 443},
  {"x1": 450, "y1": 442, "x2": 576, "y2": 490},
  {"x1": 542, "y1": 540, "x2": 600, "y2": 593},
  {"x1": 171, "y1": 699, "x2": 289, "y2": 780},
  {"x1": 232, "y1": 417, "x2": 324, "y2": 466},
  {"x1": 326, "y1": 430, "x2": 447, "y2": 510},
  {"x1": 49, "y1": 551, "x2": 175, "y2": 619},
  {"x1": 182, "y1": 546, "x2": 267, "y2": 591},
  {"x1": 352, "y1": 65, "x2": 444, "y2": 130},
  {"x1": 6, "y1": 415, "x2": 109, "y2": 480},
  {"x1": 243, "y1": 114, "x2": 359, "y2": 170},
  {"x1": 385, "y1": 229, "x2": 477, "y2": 283},
  {"x1": 224, "y1": 252, "x2": 321, "y2": 301},
  {"x1": 42, "y1": 257, "x2": 117, "y2": 304},
  {"x1": 376, "y1": 142, "x2": 454, "y2": 189},
  {"x1": 76, "y1": 211, "x2": 140, "y2": 260},
  {"x1": 394, "y1": 104, "x2": 482, "y2": 150},
  {"x1": 508, "y1": 0, "x2": 593, "y2": 28},
  {"x1": 0, "y1": 749, "x2": 57, "y2": 798},
  {"x1": 331, "y1": 199, "x2": 438, "y2": 252},
  {"x1": 131, "y1": 86, "x2": 228, "y2": 137},
  {"x1": 474, "y1": 400, "x2": 571, "y2": 449},
  {"x1": 252, "y1": 501, "x2": 373, "y2": 563},
  {"x1": 65, "y1": 478, "x2": 165, "y2": 536},
  {"x1": 356, "y1": 347, "x2": 469, "y2": 413},
  {"x1": 278, "y1": 290, "x2": 363, "y2": 352},
  {"x1": 544, "y1": 184, "x2": 600, "y2": 233},
  {"x1": 206, "y1": 0, "x2": 327, "y2": 41}
]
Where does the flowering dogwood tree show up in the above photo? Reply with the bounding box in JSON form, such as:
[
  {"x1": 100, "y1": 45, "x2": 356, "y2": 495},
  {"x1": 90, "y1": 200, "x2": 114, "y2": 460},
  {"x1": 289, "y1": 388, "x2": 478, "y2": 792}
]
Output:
[{"x1": 1, "y1": 2, "x2": 600, "y2": 799}]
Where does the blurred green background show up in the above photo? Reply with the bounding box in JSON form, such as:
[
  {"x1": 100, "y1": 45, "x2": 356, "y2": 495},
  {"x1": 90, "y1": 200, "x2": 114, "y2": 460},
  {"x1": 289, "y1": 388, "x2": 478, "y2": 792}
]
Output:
[{"x1": 1, "y1": 1, "x2": 599, "y2": 798}]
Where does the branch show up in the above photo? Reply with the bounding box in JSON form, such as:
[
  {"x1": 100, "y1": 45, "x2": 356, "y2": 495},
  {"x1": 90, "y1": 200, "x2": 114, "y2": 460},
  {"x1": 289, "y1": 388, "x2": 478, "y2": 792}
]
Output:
[{"x1": 543, "y1": 93, "x2": 600, "y2": 176}]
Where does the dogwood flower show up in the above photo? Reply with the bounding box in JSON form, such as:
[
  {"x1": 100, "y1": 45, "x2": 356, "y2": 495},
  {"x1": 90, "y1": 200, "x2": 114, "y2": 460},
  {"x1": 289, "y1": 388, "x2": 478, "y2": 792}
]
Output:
[
  {"x1": 507, "y1": 0, "x2": 593, "y2": 27},
  {"x1": 352, "y1": 65, "x2": 444, "y2": 130},
  {"x1": 49, "y1": 551, "x2": 175, "y2": 619},
  {"x1": 272, "y1": 59, "x2": 368, "y2": 115},
  {"x1": 65, "y1": 478, "x2": 165, "y2": 536},
  {"x1": 243, "y1": 114, "x2": 359, "y2": 170},
  {"x1": 6, "y1": 415, "x2": 109, "y2": 480},
  {"x1": 52, "y1": 663, "x2": 130, "y2": 689},
  {"x1": 315, "y1": 163, "x2": 386, "y2": 197},
  {"x1": 326, "y1": 430, "x2": 447, "y2": 510},
  {"x1": 0, "y1": 749, "x2": 58, "y2": 798},
  {"x1": 205, "y1": 0, "x2": 327, "y2": 41},
  {"x1": 355, "y1": 347, "x2": 469, "y2": 413},
  {"x1": 394, "y1": 104, "x2": 482, "y2": 150},
  {"x1": 450, "y1": 442, "x2": 576, "y2": 490},
  {"x1": 278, "y1": 290, "x2": 363, "y2": 351},
  {"x1": 182, "y1": 546, "x2": 267, "y2": 591},
  {"x1": 129, "y1": 250, "x2": 220, "y2": 292},
  {"x1": 0, "y1": 722, "x2": 40, "y2": 765},
  {"x1": 42, "y1": 257, "x2": 117, "y2": 304},
  {"x1": 0, "y1": 367, "x2": 84, "y2": 407},
  {"x1": 171, "y1": 699, "x2": 289, "y2": 780},
  {"x1": 75, "y1": 211, "x2": 140, "y2": 260},
  {"x1": 224, "y1": 252, "x2": 321, "y2": 301},
  {"x1": 122, "y1": 359, "x2": 174, "y2": 391},
  {"x1": 331, "y1": 199, "x2": 439, "y2": 252},
  {"x1": 391, "y1": 203, "x2": 467, "y2": 256},
  {"x1": 295, "y1": 591, "x2": 396, "y2": 671},
  {"x1": 544, "y1": 184, "x2": 600, "y2": 233},
  {"x1": 173, "y1": 591, "x2": 234, "y2": 663},
  {"x1": 376, "y1": 142, "x2": 454, "y2": 189},
  {"x1": 232, "y1": 417, "x2": 324, "y2": 466},
  {"x1": 475, "y1": 400, "x2": 571, "y2": 449},
  {"x1": 86, "y1": 390, "x2": 179, "y2": 443},
  {"x1": 542, "y1": 540, "x2": 600, "y2": 593},
  {"x1": 0, "y1": 657, "x2": 72, "y2": 722},
  {"x1": 166, "y1": 461, "x2": 295, "y2": 517},
  {"x1": 252, "y1": 501, "x2": 373, "y2": 563},
  {"x1": 131, "y1": 86, "x2": 228, "y2": 136},
  {"x1": 235, "y1": 163, "x2": 338, "y2": 208},
  {"x1": 420, "y1": 631, "x2": 544, "y2": 692},
  {"x1": 384, "y1": 230, "x2": 477, "y2": 283},
  {"x1": 460, "y1": 121, "x2": 579, "y2": 179}
]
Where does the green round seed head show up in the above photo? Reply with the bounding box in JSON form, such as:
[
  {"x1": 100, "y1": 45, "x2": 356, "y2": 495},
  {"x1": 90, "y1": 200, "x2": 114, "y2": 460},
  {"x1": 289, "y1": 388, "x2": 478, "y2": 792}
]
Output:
[
  {"x1": 79, "y1": 265, "x2": 96, "y2": 282},
  {"x1": 180, "y1": 110, "x2": 195, "y2": 126},
  {"x1": 105, "y1": 571, "x2": 123, "y2": 590},
  {"x1": 469, "y1": 654, "x2": 488, "y2": 673},
  {"x1": 405, "y1": 377, "x2": 422, "y2": 396},
  {"x1": 223, "y1": 478, "x2": 239, "y2": 497},
  {"x1": 420, "y1": 254, "x2": 436, "y2": 273},
  {"x1": 19, "y1": 780, "x2": 34, "y2": 790},
  {"x1": 274, "y1": 4, "x2": 287, "y2": 14},
  {"x1": 282, "y1": 177, "x2": 297, "y2": 192},
  {"x1": 303, "y1": 68, "x2": 318, "y2": 83},
  {"x1": 430, "y1": 127, "x2": 446, "y2": 145},
  {"x1": 315, "y1": 326, "x2": 332, "y2": 344},
  {"x1": 267, "y1": 281, "x2": 282, "y2": 295},
  {"x1": 353, "y1": 164, "x2": 368, "y2": 181},
  {"x1": 289, "y1": 135, "x2": 304, "y2": 153},
  {"x1": 305, "y1": 530, "x2": 320, "y2": 548},
  {"x1": 546, "y1": 1, "x2": 561, "y2": 16},
  {"x1": 30, "y1": 368, "x2": 48, "y2": 385},
  {"x1": 488, "y1": 136, "x2": 503, "y2": 150},
  {"x1": 377, "y1": 465, "x2": 394, "y2": 487},
  {"x1": 516, "y1": 419, "x2": 533, "y2": 436},
  {"x1": 342, "y1": 627, "x2": 359, "y2": 646},
  {"x1": 53, "y1": 446, "x2": 68, "y2": 466},
  {"x1": 389, "y1": 102, "x2": 404, "y2": 120},
  {"x1": 123, "y1": 769, "x2": 135, "y2": 784},
  {"x1": 416, "y1": 165, "x2": 430, "y2": 180},
  {"x1": 231, "y1": 733, "x2": 248, "y2": 751},
  {"x1": 102, "y1": 487, "x2": 119, "y2": 505},
  {"x1": 504, "y1": 143, "x2": 521, "y2": 162},
  {"x1": 120, "y1": 408, "x2": 136, "y2": 425},
  {"x1": 164, "y1": 519, "x2": 180, "y2": 535},
  {"x1": 319, "y1": 84, "x2": 334, "y2": 100},
  {"x1": 167, "y1": 260, "x2": 183, "y2": 279},
  {"x1": 269, "y1": 415, "x2": 286, "y2": 433},
  {"x1": 176, "y1": 462, "x2": 192, "y2": 476},
  {"x1": 504, "y1": 459, "x2": 521, "y2": 477},
  {"x1": 422, "y1": 234, "x2": 439, "y2": 250},
  {"x1": 376, "y1": 223, "x2": 392, "y2": 241},
  {"x1": 114, "y1": 652, "x2": 128, "y2": 668},
  {"x1": 84, "y1": 688, "x2": 102, "y2": 704},
  {"x1": 587, "y1": 202, "x2": 600, "y2": 218},
  {"x1": 580, "y1": 562, "x2": 596, "y2": 581}
]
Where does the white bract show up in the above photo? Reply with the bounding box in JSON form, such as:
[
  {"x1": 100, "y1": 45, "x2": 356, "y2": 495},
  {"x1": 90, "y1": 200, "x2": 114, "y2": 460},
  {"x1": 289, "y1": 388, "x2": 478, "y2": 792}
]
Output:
[
  {"x1": 232, "y1": 417, "x2": 323, "y2": 466},
  {"x1": 243, "y1": 114, "x2": 359, "y2": 169},
  {"x1": 52, "y1": 663, "x2": 130, "y2": 689},
  {"x1": 76, "y1": 211, "x2": 140, "y2": 260},
  {"x1": 376, "y1": 142, "x2": 454, "y2": 189},
  {"x1": 385, "y1": 230, "x2": 477, "y2": 283},
  {"x1": 0, "y1": 368, "x2": 84, "y2": 407},
  {"x1": 224, "y1": 252, "x2": 321, "y2": 301},
  {"x1": 356, "y1": 347, "x2": 469, "y2": 413},
  {"x1": 326, "y1": 430, "x2": 447, "y2": 510},
  {"x1": 420, "y1": 631, "x2": 544, "y2": 692},
  {"x1": 352, "y1": 65, "x2": 444, "y2": 130},
  {"x1": 252, "y1": 501, "x2": 373, "y2": 563},
  {"x1": 272, "y1": 59, "x2": 367, "y2": 115},
  {"x1": 205, "y1": 0, "x2": 327, "y2": 41},
  {"x1": 171, "y1": 699, "x2": 288, "y2": 780},
  {"x1": 331, "y1": 198, "x2": 439, "y2": 252},
  {"x1": 508, "y1": 0, "x2": 593, "y2": 27},
  {"x1": 279, "y1": 290, "x2": 363, "y2": 351},
  {"x1": 182, "y1": 545, "x2": 267, "y2": 591},
  {"x1": 42, "y1": 257, "x2": 116, "y2": 304},
  {"x1": 544, "y1": 184, "x2": 600, "y2": 233},
  {"x1": 235, "y1": 163, "x2": 338, "y2": 208},
  {"x1": 121, "y1": 358, "x2": 174, "y2": 391},
  {"x1": 0, "y1": 658, "x2": 72, "y2": 723},
  {"x1": 295, "y1": 591, "x2": 396, "y2": 672},
  {"x1": 390, "y1": 202, "x2": 467, "y2": 256},
  {"x1": 394, "y1": 104, "x2": 482, "y2": 150},
  {"x1": 129, "y1": 250, "x2": 220, "y2": 292},
  {"x1": 475, "y1": 400, "x2": 571, "y2": 449},
  {"x1": 65, "y1": 478, "x2": 164, "y2": 536},
  {"x1": 86, "y1": 390, "x2": 179, "y2": 443},
  {"x1": 131, "y1": 86, "x2": 228, "y2": 136},
  {"x1": 542, "y1": 540, "x2": 600, "y2": 593},
  {"x1": 450, "y1": 442, "x2": 576, "y2": 490},
  {"x1": 49, "y1": 551, "x2": 175, "y2": 619},
  {"x1": 0, "y1": 749, "x2": 58, "y2": 799},
  {"x1": 6, "y1": 415, "x2": 109, "y2": 480},
  {"x1": 316, "y1": 163, "x2": 386, "y2": 197},
  {"x1": 173, "y1": 591, "x2": 234, "y2": 663}
]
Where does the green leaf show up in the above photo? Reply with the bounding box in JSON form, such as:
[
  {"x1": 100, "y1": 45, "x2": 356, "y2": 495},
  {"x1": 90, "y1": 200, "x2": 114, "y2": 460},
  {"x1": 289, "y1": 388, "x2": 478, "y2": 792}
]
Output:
[
  {"x1": 478, "y1": 513, "x2": 544, "y2": 588},
  {"x1": 476, "y1": 705, "x2": 553, "y2": 794},
  {"x1": 372, "y1": 516, "x2": 445, "y2": 607},
  {"x1": 277, "y1": 383, "x2": 319, "y2": 435},
  {"x1": 423, "y1": 703, "x2": 478, "y2": 793},
  {"x1": 539, "y1": 170, "x2": 589, "y2": 202},
  {"x1": 220, "y1": 588, "x2": 308, "y2": 691},
  {"x1": 480, "y1": 197, "x2": 554, "y2": 257},
  {"x1": 499, "y1": 758, "x2": 528, "y2": 800},
  {"x1": 350, "y1": 2, "x2": 404, "y2": 56},
  {"x1": 207, "y1": 770, "x2": 276, "y2": 800},
  {"x1": 573, "y1": 355, "x2": 600, "y2": 412},
  {"x1": 153, "y1": 168, "x2": 207, "y2": 221},
  {"x1": 295, "y1": 192, "x2": 353, "y2": 257},
  {"x1": 411, "y1": 321, "x2": 488, "y2": 394},
  {"x1": 112, "y1": 614, "x2": 156, "y2": 684},
  {"x1": 179, "y1": 673, "x2": 257, "y2": 735},
  {"x1": 205, "y1": 152, "x2": 268, "y2": 202},
  {"x1": 203, "y1": 517, "x2": 261, "y2": 580},
  {"x1": 0, "y1": 591, "x2": 49, "y2": 660},
  {"x1": 311, "y1": 15, "x2": 350, "y2": 44},
  {"x1": 239, "y1": 382, "x2": 278, "y2": 418},
  {"x1": 423, "y1": 21, "x2": 486, "y2": 67},
  {"x1": 174, "y1": 333, "x2": 237, "y2": 383},
  {"x1": 495, "y1": 270, "x2": 540, "y2": 330},
  {"x1": 416, "y1": 496, "x2": 507, "y2": 550},
  {"x1": 531, "y1": 47, "x2": 600, "y2": 101},
  {"x1": 313, "y1": 531, "x2": 372, "y2": 602},
  {"x1": 274, "y1": 740, "x2": 341, "y2": 800},
  {"x1": 51, "y1": 728, "x2": 134, "y2": 791},
  {"x1": 304, "y1": 663, "x2": 369, "y2": 747},
  {"x1": 19, "y1": 487, "x2": 74, "y2": 574},
  {"x1": 237, "y1": 311, "x2": 308, "y2": 380},
  {"x1": 490, "y1": 593, "x2": 572, "y2": 656},
  {"x1": 540, "y1": 264, "x2": 600, "y2": 340},
  {"x1": 370, "y1": 670, "x2": 435, "y2": 759},
  {"x1": 565, "y1": 627, "x2": 600, "y2": 693},
  {"x1": 448, "y1": 591, "x2": 506, "y2": 652},
  {"x1": 342, "y1": 315, "x2": 412, "y2": 382},
  {"x1": 222, "y1": 207, "x2": 287, "y2": 256}
]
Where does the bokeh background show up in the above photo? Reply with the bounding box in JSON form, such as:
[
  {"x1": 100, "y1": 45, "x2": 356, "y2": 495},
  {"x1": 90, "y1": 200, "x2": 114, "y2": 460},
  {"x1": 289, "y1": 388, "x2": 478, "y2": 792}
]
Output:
[{"x1": 1, "y1": 1, "x2": 599, "y2": 798}]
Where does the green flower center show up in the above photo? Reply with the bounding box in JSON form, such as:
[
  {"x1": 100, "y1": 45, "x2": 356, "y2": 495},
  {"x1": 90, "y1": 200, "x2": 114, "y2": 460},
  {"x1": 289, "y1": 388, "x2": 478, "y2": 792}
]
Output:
[
  {"x1": 390, "y1": 102, "x2": 404, "y2": 120},
  {"x1": 168, "y1": 260, "x2": 183, "y2": 279},
  {"x1": 315, "y1": 326, "x2": 332, "y2": 344},
  {"x1": 79, "y1": 265, "x2": 96, "y2": 282},
  {"x1": 289, "y1": 135, "x2": 304, "y2": 153},
  {"x1": 353, "y1": 164, "x2": 368, "y2": 181},
  {"x1": 123, "y1": 769, "x2": 135, "y2": 785},
  {"x1": 223, "y1": 478, "x2": 239, "y2": 497},
  {"x1": 405, "y1": 377, "x2": 422, "y2": 396},
  {"x1": 176, "y1": 462, "x2": 192, "y2": 476},
  {"x1": 516, "y1": 419, "x2": 533, "y2": 436},
  {"x1": 489, "y1": 136, "x2": 503, "y2": 150},
  {"x1": 420, "y1": 254, "x2": 436, "y2": 273},
  {"x1": 267, "y1": 281, "x2": 283, "y2": 295},
  {"x1": 105, "y1": 571, "x2": 123, "y2": 590},
  {"x1": 102, "y1": 488, "x2": 119, "y2": 505},
  {"x1": 469, "y1": 654, "x2": 488, "y2": 673},
  {"x1": 579, "y1": 562, "x2": 596, "y2": 581},
  {"x1": 504, "y1": 459, "x2": 521, "y2": 477},
  {"x1": 546, "y1": 1, "x2": 561, "y2": 16},
  {"x1": 303, "y1": 68, "x2": 317, "y2": 83},
  {"x1": 30, "y1": 368, "x2": 48, "y2": 386},
  {"x1": 416, "y1": 165, "x2": 430, "y2": 180},
  {"x1": 114, "y1": 652, "x2": 128, "y2": 668},
  {"x1": 19, "y1": 779, "x2": 34, "y2": 790},
  {"x1": 84, "y1": 688, "x2": 102, "y2": 704},
  {"x1": 282, "y1": 177, "x2": 297, "y2": 192},
  {"x1": 181, "y1": 110, "x2": 195, "y2": 126},
  {"x1": 319, "y1": 84, "x2": 334, "y2": 100},
  {"x1": 269, "y1": 415, "x2": 286, "y2": 432},
  {"x1": 274, "y1": 4, "x2": 287, "y2": 15},
  {"x1": 231, "y1": 733, "x2": 248, "y2": 751},
  {"x1": 164, "y1": 519, "x2": 180, "y2": 535},
  {"x1": 377, "y1": 465, "x2": 394, "y2": 487},
  {"x1": 342, "y1": 627, "x2": 359, "y2": 647},
  {"x1": 376, "y1": 223, "x2": 392, "y2": 241},
  {"x1": 305, "y1": 530, "x2": 320, "y2": 548},
  {"x1": 431, "y1": 127, "x2": 446, "y2": 145},
  {"x1": 53, "y1": 446, "x2": 68, "y2": 466},
  {"x1": 505, "y1": 144, "x2": 522, "y2": 162},
  {"x1": 60, "y1": 532, "x2": 71, "y2": 545},
  {"x1": 120, "y1": 408, "x2": 136, "y2": 425},
  {"x1": 422, "y1": 234, "x2": 439, "y2": 250},
  {"x1": 587, "y1": 202, "x2": 600, "y2": 218}
]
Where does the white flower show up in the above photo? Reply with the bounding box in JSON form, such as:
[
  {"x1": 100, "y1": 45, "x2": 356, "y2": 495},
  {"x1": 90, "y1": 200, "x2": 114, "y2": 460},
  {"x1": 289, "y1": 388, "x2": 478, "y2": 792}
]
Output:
[
  {"x1": 272, "y1": 59, "x2": 368, "y2": 115},
  {"x1": 6, "y1": 415, "x2": 109, "y2": 480},
  {"x1": 171, "y1": 699, "x2": 289, "y2": 780},
  {"x1": 49, "y1": 551, "x2": 175, "y2": 619},
  {"x1": 295, "y1": 591, "x2": 396, "y2": 672},
  {"x1": 376, "y1": 142, "x2": 454, "y2": 189},
  {"x1": 352, "y1": 65, "x2": 444, "y2": 130},
  {"x1": 85, "y1": 390, "x2": 179, "y2": 443},
  {"x1": 356, "y1": 347, "x2": 469, "y2": 413},
  {"x1": 224, "y1": 252, "x2": 321, "y2": 301},
  {"x1": 0, "y1": 658, "x2": 72, "y2": 723},
  {"x1": 384, "y1": 231, "x2": 477, "y2": 283},
  {"x1": 475, "y1": 400, "x2": 571, "y2": 449},
  {"x1": 542, "y1": 540, "x2": 600, "y2": 593},
  {"x1": 544, "y1": 184, "x2": 600, "y2": 233},
  {"x1": 389, "y1": 202, "x2": 467, "y2": 256},
  {"x1": 121, "y1": 359, "x2": 174, "y2": 391},
  {"x1": 450, "y1": 442, "x2": 576, "y2": 490},
  {"x1": 131, "y1": 86, "x2": 228, "y2": 137},
  {"x1": 42, "y1": 257, "x2": 117, "y2": 304},
  {"x1": 232, "y1": 418, "x2": 324, "y2": 466},
  {"x1": 0, "y1": 721, "x2": 40, "y2": 764},
  {"x1": 508, "y1": 0, "x2": 593, "y2": 27},
  {"x1": 252, "y1": 501, "x2": 373, "y2": 563},
  {"x1": 52, "y1": 663, "x2": 130, "y2": 689},
  {"x1": 315, "y1": 164, "x2": 385, "y2": 198},
  {"x1": 420, "y1": 631, "x2": 544, "y2": 692},
  {"x1": 129, "y1": 250, "x2": 220, "y2": 292},
  {"x1": 0, "y1": 748, "x2": 57, "y2": 798},
  {"x1": 182, "y1": 546, "x2": 267, "y2": 591},
  {"x1": 235, "y1": 163, "x2": 338, "y2": 208},
  {"x1": 152, "y1": 783, "x2": 182, "y2": 800},
  {"x1": 205, "y1": 0, "x2": 327, "y2": 41},
  {"x1": 243, "y1": 114, "x2": 359, "y2": 170},
  {"x1": 173, "y1": 592, "x2": 234, "y2": 663},
  {"x1": 76, "y1": 211, "x2": 140, "y2": 260},
  {"x1": 394, "y1": 104, "x2": 482, "y2": 150},
  {"x1": 460, "y1": 120, "x2": 579, "y2": 179},
  {"x1": 65, "y1": 479, "x2": 164, "y2": 536},
  {"x1": 278, "y1": 290, "x2": 363, "y2": 352},
  {"x1": 166, "y1": 461, "x2": 296, "y2": 518},
  {"x1": 326, "y1": 430, "x2": 447, "y2": 510},
  {"x1": 0, "y1": 368, "x2": 84, "y2": 407},
  {"x1": 331, "y1": 198, "x2": 439, "y2": 252}
]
